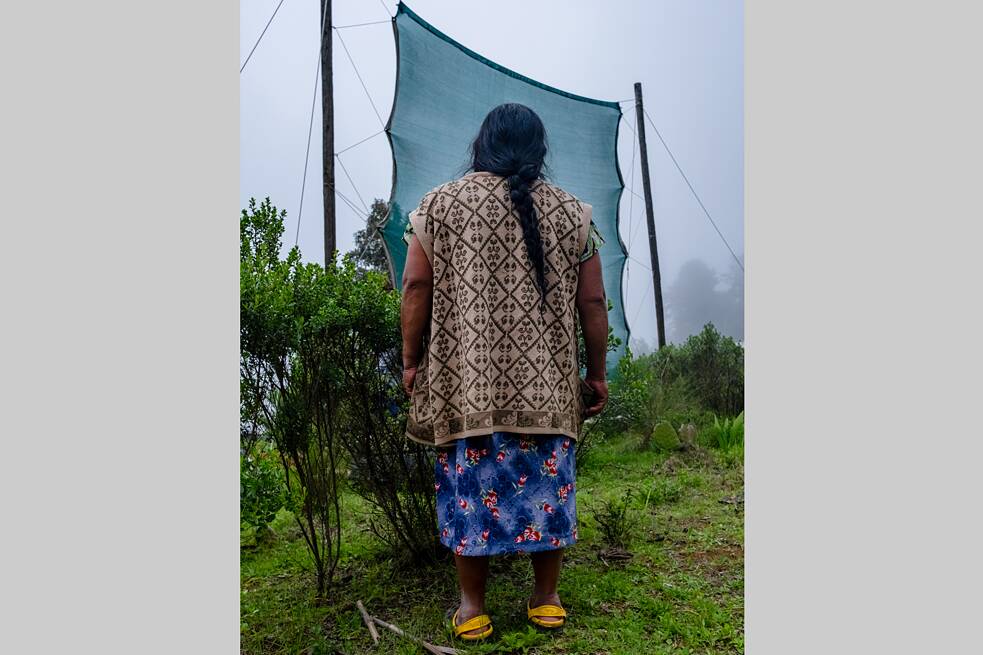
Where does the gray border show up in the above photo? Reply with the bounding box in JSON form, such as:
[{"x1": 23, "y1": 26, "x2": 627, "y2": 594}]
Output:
[
  {"x1": 2, "y1": 1, "x2": 240, "y2": 652},
  {"x1": 746, "y1": 2, "x2": 983, "y2": 652}
]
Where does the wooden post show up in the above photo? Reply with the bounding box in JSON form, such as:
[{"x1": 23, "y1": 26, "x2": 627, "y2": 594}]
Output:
[
  {"x1": 633, "y1": 82, "x2": 667, "y2": 348},
  {"x1": 320, "y1": 0, "x2": 336, "y2": 265}
]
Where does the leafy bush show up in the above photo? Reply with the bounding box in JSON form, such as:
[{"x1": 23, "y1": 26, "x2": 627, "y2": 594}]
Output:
[
  {"x1": 325, "y1": 259, "x2": 440, "y2": 564},
  {"x1": 240, "y1": 197, "x2": 441, "y2": 590},
  {"x1": 644, "y1": 478, "x2": 683, "y2": 506},
  {"x1": 587, "y1": 348, "x2": 697, "y2": 454},
  {"x1": 241, "y1": 197, "x2": 347, "y2": 595},
  {"x1": 591, "y1": 489, "x2": 641, "y2": 549},
  {"x1": 240, "y1": 441, "x2": 287, "y2": 534},
  {"x1": 702, "y1": 411, "x2": 745, "y2": 451},
  {"x1": 650, "y1": 422, "x2": 681, "y2": 451},
  {"x1": 652, "y1": 324, "x2": 743, "y2": 417},
  {"x1": 574, "y1": 299, "x2": 625, "y2": 466},
  {"x1": 577, "y1": 348, "x2": 654, "y2": 466}
]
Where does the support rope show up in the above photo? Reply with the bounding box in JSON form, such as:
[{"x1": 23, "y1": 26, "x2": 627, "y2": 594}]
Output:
[
  {"x1": 631, "y1": 277, "x2": 654, "y2": 332},
  {"x1": 334, "y1": 18, "x2": 391, "y2": 29},
  {"x1": 335, "y1": 153, "x2": 369, "y2": 212},
  {"x1": 628, "y1": 255, "x2": 652, "y2": 272},
  {"x1": 294, "y1": 0, "x2": 330, "y2": 246},
  {"x1": 294, "y1": 55, "x2": 321, "y2": 246},
  {"x1": 642, "y1": 108, "x2": 743, "y2": 271},
  {"x1": 625, "y1": 111, "x2": 638, "y2": 279},
  {"x1": 336, "y1": 129, "x2": 386, "y2": 154},
  {"x1": 240, "y1": 0, "x2": 287, "y2": 74},
  {"x1": 333, "y1": 27, "x2": 387, "y2": 128}
]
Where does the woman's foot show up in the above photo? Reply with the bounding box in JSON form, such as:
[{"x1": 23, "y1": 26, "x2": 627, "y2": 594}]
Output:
[
  {"x1": 452, "y1": 602, "x2": 491, "y2": 638},
  {"x1": 527, "y1": 591, "x2": 565, "y2": 626}
]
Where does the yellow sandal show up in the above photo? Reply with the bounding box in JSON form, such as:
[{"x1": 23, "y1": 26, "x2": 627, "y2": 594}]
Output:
[
  {"x1": 527, "y1": 601, "x2": 567, "y2": 628},
  {"x1": 449, "y1": 608, "x2": 493, "y2": 641}
]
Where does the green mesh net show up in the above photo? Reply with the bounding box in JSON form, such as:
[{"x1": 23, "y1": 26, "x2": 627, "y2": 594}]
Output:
[{"x1": 381, "y1": 2, "x2": 629, "y2": 371}]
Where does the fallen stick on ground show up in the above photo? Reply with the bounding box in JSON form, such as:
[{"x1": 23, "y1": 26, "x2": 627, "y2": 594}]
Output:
[
  {"x1": 355, "y1": 600, "x2": 380, "y2": 644},
  {"x1": 370, "y1": 615, "x2": 461, "y2": 655}
]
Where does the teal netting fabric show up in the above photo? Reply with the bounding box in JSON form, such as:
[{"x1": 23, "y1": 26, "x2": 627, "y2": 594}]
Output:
[{"x1": 381, "y1": 2, "x2": 629, "y2": 370}]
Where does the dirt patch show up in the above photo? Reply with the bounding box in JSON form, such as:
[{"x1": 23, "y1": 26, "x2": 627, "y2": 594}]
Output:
[
  {"x1": 673, "y1": 544, "x2": 744, "y2": 584},
  {"x1": 685, "y1": 544, "x2": 743, "y2": 563}
]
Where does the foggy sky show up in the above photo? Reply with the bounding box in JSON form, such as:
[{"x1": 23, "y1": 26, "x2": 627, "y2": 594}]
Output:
[{"x1": 240, "y1": 0, "x2": 743, "y2": 346}]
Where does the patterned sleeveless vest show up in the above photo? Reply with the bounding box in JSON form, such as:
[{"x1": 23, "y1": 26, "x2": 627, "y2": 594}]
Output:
[{"x1": 403, "y1": 171, "x2": 596, "y2": 447}]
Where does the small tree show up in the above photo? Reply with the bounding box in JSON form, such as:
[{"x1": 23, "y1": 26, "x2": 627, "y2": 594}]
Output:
[
  {"x1": 349, "y1": 199, "x2": 391, "y2": 276},
  {"x1": 241, "y1": 198, "x2": 346, "y2": 596},
  {"x1": 319, "y1": 232, "x2": 441, "y2": 560},
  {"x1": 241, "y1": 197, "x2": 443, "y2": 590},
  {"x1": 653, "y1": 323, "x2": 744, "y2": 416},
  {"x1": 240, "y1": 197, "x2": 287, "y2": 459},
  {"x1": 327, "y1": 261, "x2": 440, "y2": 562}
]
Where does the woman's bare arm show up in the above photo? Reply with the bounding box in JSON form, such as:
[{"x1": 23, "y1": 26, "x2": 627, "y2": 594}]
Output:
[
  {"x1": 400, "y1": 235, "x2": 433, "y2": 393},
  {"x1": 576, "y1": 252, "x2": 609, "y2": 416}
]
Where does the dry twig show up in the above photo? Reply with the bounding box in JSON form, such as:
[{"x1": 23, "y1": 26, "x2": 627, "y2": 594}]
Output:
[
  {"x1": 371, "y1": 615, "x2": 461, "y2": 655},
  {"x1": 355, "y1": 600, "x2": 379, "y2": 644}
]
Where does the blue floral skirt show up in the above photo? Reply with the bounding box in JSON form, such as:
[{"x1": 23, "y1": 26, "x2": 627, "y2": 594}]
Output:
[{"x1": 435, "y1": 431, "x2": 578, "y2": 556}]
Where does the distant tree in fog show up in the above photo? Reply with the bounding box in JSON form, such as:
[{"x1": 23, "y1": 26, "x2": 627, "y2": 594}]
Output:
[
  {"x1": 718, "y1": 259, "x2": 744, "y2": 342},
  {"x1": 349, "y1": 199, "x2": 391, "y2": 276},
  {"x1": 665, "y1": 258, "x2": 743, "y2": 344},
  {"x1": 629, "y1": 336, "x2": 654, "y2": 356}
]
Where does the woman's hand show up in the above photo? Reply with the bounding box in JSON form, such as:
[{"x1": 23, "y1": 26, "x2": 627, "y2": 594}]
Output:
[
  {"x1": 583, "y1": 377, "x2": 609, "y2": 417},
  {"x1": 402, "y1": 366, "x2": 417, "y2": 396}
]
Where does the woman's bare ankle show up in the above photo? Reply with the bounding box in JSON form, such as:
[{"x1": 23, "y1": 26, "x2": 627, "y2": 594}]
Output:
[{"x1": 529, "y1": 590, "x2": 561, "y2": 607}]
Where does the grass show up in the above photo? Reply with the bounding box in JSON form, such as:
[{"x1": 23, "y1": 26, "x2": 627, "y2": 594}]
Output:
[{"x1": 241, "y1": 433, "x2": 744, "y2": 654}]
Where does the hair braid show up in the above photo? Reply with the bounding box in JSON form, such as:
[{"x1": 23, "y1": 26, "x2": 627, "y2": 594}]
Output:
[
  {"x1": 508, "y1": 163, "x2": 548, "y2": 311},
  {"x1": 467, "y1": 103, "x2": 551, "y2": 312}
]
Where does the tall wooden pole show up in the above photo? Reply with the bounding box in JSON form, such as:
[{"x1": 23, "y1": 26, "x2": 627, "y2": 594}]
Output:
[
  {"x1": 633, "y1": 82, "x2": 667, "y2": 348},
  {"x1": 320, "y1": 0, "x2": 336, "y2": 265}
]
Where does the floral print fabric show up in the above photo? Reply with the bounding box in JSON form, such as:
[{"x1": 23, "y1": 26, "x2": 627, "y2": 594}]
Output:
[{"x1": 435, "y1": 431, "x2": 578, "y2": 556}]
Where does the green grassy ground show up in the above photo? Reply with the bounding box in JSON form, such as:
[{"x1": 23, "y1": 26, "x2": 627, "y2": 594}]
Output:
[{"x1": 241, "y1": 433, "x2": 744, "y2": 654}]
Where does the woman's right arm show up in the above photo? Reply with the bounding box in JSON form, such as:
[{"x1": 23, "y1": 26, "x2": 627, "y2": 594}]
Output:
[
  {"x1": 576, "y1": 252, "x2": 609, "y2": 416},
  {"x1": 400, "y1": 234, "x2": 434, "y2": 394}
]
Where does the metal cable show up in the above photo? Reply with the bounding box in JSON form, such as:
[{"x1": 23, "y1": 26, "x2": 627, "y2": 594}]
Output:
[
  {"x1": 631, "y1": 277, "x2": 654, "y2": 330},
  {"x1": 334, "y1": 153, "x2": 368, "y2": 212},
  {"x1": 294, "y1": 0, "x2": 330, "y2": 246},
  {"x1": 240, "y1": 0, "x2": 287, "y2": 74},
  {"x1": 625, "y1": 111, "x2": 638, "y2": 278},
  {"x1": 333, "y1": 27, "x2": 386, "y2": 127},
  {"x1": 334, "y1": 18, "x2": 391, "y2": 29},
  {"x1": 335, "y1": 129, "x2": 386, "y2": 154},
  {"x1": 642, "y1": 108, "x2": 743, "y2": 270}
]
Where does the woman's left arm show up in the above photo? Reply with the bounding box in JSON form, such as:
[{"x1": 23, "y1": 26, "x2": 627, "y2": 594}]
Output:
[{"x1": 400, "y1": 234, "x2": 434, "y2": 394}]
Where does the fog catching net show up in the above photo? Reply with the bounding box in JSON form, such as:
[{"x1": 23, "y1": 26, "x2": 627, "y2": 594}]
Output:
[{"x1": 381, "y1": 2, "x2": 629, "y2": 370}]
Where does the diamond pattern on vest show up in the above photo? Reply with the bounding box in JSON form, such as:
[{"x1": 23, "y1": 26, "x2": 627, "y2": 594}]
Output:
[{"x1": 406, "y1": 171, "x2": 590, "y2": 446}]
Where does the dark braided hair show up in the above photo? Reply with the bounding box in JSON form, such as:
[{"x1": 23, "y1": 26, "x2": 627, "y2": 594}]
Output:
[{"x1": 468, "y1": 103, "x2": 549, "y2": 310}]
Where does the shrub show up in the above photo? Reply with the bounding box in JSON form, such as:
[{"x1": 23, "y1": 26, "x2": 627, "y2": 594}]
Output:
[
  {"x1": 654, "y1": 324, "x2": 744, "y2": 416},
  {"x1": 579, "y1": 324, "x2": 743, "y2": 462},
  {"x1": 644, "y1": 478, "x2": 684, "y2": 506},
  {"x1": 241, "y1": 197, "x2": 442, "y2": 590},
  {"x1": 591, "y1": 489, "x2": 641, "y2": 549},
  {"x1": 579, "y1": 348, "x2": 654, "y2": 465},
  {"x1": 574, "y1": 299, "x2": 625, "y2": 467},
  {"x1": 650, "y1": 422, "x2": 681, "y2": 452},
  {"x1": 702, "y1": 411, "x2": 745, "y2": 451},
  {"x1": 241, "y1": 198, "x2": 347, "y2": 595},
  {"x1": 240, "y1": 440, "x2": 287, "y2": 535},
  {"x1": 326, "y1": 259, "x2": 440, "y2": 564}
]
